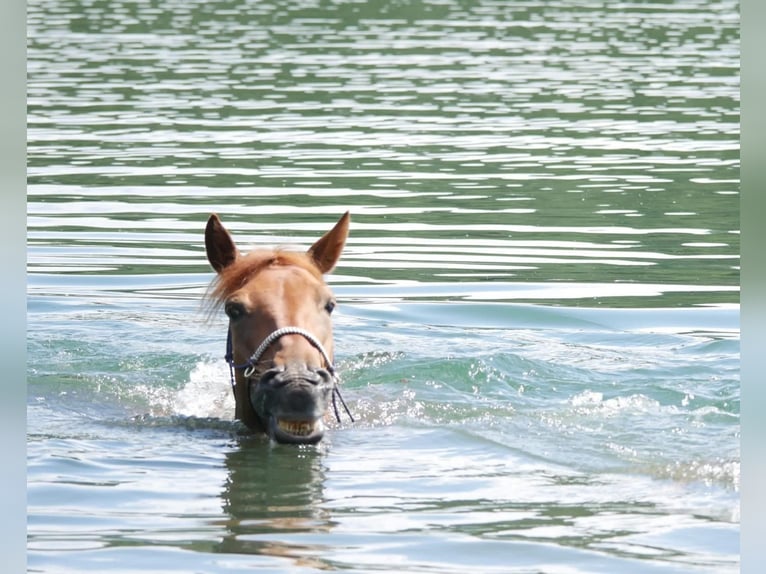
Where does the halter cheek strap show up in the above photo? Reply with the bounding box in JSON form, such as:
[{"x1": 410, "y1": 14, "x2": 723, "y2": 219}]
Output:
[{"x1": 224, "y1": 325, "x2": 353, "y2": 423}]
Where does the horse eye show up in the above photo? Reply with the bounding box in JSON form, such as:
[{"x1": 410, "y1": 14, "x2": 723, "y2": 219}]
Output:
[
  {"x1": 324, "y1": 300, "x2": 336, "y2": 314},
  {"x1": 225, "y1": 301, "x2": 246, "y2": 320}
]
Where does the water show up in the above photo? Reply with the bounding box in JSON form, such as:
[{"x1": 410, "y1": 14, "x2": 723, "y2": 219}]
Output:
[{"x1": 27, "y1": 0, "x2": 739, "y2": 572}]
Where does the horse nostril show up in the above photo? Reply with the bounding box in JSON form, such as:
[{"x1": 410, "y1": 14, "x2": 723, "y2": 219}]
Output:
[
  {"x1": 258, "y1": 367, "x2": 284, "y2": 386},
  {"x1": 314, "y1": 368, "x2": 334, "y2": 385}
]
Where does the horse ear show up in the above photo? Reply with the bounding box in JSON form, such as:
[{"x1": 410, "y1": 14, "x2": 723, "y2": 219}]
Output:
[
  {"x1": 308, "y1": 211, "x2": 350, "y2": 274},
  {"x1": 205, "y1": 214, "x2": 239, "y2": 273}
]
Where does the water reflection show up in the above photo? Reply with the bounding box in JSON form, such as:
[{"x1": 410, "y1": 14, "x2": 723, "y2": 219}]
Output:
[
  {"x1": 27, "y1": 0, "x2": 739, "y2": 308},
  {"x1": 217, "y1": 438, "x2": 332, "y2": 566},
  {"x1": 26, "y1": 0, "x2": 739, "y2": 570}
]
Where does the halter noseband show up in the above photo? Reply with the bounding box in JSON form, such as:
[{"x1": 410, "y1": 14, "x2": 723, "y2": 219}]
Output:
[
  {"x1": 243, "y1": 326, "x2": 334, "y2": 379},
  {"x1": 225, "y1": 326, "x2": 353, "y2": 423}
]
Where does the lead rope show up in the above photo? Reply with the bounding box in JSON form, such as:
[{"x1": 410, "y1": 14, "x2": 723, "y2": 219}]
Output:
[
  {"x1": 329, "y1": 365, "x2": 355, "y2": 424},
  {"x1": 224, "y1": 326, "x2": 354, "y2": 423}
]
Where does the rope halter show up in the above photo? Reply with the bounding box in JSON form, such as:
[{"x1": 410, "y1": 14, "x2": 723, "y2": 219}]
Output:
[{"x1": 225, "y1": 325, "x2": 353, "y2": 423}]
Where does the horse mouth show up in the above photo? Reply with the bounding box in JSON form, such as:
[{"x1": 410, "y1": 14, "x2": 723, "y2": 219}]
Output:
[{"x1": 269, "y1": 416, "x2": 325, "y2": 444}]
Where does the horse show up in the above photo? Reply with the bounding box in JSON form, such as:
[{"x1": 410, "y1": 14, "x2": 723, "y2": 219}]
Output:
[{"x1": 204, "y1": 212, "x2": 352, "y2": 444}]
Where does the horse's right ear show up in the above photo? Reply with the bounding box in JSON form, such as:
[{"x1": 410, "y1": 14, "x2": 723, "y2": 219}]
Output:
[{"x1": 205, "y1": 214, "x2": 239, "y2": 273}]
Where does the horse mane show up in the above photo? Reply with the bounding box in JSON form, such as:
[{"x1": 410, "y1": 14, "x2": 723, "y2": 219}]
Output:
[{"x1": 204, "y1": 249, "x2": 322, "y2": 315}]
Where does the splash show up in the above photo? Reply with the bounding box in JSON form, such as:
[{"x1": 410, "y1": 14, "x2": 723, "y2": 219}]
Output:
[{"x1": 172, "y1": 360, "x2": 236, "y2": 420}]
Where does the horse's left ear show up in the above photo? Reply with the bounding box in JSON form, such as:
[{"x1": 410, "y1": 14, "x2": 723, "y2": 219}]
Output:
[
  {"x1": 205, "y1": 214, "x2": 239, "y2": 273},
  {"x1": 308, "y1": 211, "x2": 350, "y2": 274}
]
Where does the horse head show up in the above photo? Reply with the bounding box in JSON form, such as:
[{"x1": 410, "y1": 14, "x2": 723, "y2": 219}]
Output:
[{"x1": 205, "y1": 212, "x2": 350, "y2": 444}]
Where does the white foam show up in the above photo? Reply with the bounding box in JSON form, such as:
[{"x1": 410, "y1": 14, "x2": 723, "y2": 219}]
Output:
[{"x1": 172, "y1": 360, "x2": 236, "y2": 420}]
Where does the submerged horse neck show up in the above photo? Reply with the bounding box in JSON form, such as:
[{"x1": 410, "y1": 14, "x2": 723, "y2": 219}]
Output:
[{"x1": 204, "y1": 212, "x2": 350, "y2": 441}]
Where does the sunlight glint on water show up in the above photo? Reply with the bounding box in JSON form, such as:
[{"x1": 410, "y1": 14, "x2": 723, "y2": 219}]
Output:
[{"x1": 27, "y1": 0, "x2": 738, "y2": 572}]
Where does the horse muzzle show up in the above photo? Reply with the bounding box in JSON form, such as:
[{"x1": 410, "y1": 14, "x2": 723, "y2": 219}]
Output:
[{"x1": 249, "y1": 366, "x2": 334, "y2": 444}]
